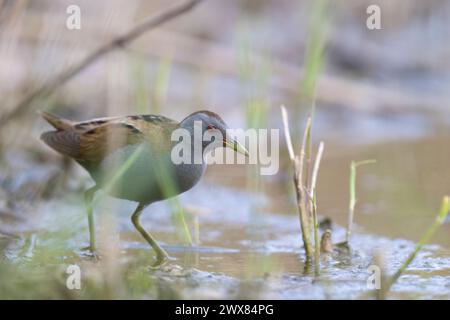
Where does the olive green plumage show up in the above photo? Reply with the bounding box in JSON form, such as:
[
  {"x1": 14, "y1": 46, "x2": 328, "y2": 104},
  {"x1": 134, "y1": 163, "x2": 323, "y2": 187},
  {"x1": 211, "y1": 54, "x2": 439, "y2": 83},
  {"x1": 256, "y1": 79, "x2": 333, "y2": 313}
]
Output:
[{"x1": 40, "y1": 110, "x2": 248, "y2": 266}]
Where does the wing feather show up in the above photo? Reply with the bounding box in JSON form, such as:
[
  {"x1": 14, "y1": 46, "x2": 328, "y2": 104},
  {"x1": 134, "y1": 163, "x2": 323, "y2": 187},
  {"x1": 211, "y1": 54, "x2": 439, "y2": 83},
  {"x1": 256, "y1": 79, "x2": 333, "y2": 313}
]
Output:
[
  {"x1": 41, "y1": 113, "x2": 179, "y2": 166},
  {"x1": 79, "y1": 122, "x2": 144, "y2": 163}
]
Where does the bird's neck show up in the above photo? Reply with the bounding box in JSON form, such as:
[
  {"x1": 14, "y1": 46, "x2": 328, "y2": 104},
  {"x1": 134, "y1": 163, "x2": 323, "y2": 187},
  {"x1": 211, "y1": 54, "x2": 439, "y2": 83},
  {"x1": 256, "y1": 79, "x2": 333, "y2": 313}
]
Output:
[{"x1": 172, "y1": 123, "x2": 210, "y2": 165}]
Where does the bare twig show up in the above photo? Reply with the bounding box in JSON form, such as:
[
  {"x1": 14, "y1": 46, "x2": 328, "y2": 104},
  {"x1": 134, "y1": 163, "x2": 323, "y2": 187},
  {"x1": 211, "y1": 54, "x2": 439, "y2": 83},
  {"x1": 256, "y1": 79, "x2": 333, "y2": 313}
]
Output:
[{"x1": 0, "y1": 0, "x2": 204, "y2": 126}]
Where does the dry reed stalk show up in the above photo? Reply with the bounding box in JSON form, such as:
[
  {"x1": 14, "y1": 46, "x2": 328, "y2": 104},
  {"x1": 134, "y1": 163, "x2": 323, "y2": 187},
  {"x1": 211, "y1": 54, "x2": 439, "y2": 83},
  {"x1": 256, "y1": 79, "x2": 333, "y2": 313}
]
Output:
[{"x1": 281, "y1": 105, "x2": 325, "y2": 261}]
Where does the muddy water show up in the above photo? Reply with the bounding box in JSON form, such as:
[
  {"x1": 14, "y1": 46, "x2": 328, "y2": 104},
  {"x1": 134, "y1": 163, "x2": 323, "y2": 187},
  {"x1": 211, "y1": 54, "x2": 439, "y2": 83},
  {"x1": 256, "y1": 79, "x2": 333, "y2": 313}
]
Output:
[
  {"x1": 141, "y1": 126, "x2": 450, "y2": 299},
  {"x1": 1, "y1": 117, "x2": 450, "y2": 299},
  {"x1": 1, "y1": 0, "x2": 450, "y2": 300}
]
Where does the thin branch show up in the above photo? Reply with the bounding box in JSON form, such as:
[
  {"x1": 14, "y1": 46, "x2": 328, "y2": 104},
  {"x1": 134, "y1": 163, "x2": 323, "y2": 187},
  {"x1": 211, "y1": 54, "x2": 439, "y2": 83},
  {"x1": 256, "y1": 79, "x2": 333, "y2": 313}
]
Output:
[{"x1": 0, "y1": 0, "x2": 204, "y2": 126}]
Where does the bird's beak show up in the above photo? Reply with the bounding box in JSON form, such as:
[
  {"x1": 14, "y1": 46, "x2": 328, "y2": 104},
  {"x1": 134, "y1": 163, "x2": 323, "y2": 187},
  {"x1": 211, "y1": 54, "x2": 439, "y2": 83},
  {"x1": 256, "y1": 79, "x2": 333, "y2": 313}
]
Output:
[{"x1": 223, "y1": 137, "x2": 249, "y2": 157}]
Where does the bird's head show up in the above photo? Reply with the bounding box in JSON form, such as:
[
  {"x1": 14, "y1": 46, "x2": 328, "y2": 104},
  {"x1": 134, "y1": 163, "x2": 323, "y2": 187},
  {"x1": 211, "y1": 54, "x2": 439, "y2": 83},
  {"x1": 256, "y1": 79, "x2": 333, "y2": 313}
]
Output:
[{"x1": 180, "y1": 110, "x2": 249, "y2": 157}]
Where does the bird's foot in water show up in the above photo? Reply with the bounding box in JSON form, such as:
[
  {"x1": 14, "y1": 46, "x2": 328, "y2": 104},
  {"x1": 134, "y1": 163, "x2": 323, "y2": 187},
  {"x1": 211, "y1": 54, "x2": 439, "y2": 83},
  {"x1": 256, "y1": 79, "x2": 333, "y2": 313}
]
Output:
[{"x1": 80, "y1": 246, "x2": 101, "y2": 260}]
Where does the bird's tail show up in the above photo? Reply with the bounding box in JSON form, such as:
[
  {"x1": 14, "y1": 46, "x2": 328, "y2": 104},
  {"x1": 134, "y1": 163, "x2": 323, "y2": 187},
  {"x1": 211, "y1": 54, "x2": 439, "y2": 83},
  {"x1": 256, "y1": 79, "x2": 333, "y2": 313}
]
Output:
[
  {"x1": 39, "y1": 111, "x2": 73, "y2": 131},
  {"x1": 39, "y1": 111, "x2": 80, "y2": 158}
]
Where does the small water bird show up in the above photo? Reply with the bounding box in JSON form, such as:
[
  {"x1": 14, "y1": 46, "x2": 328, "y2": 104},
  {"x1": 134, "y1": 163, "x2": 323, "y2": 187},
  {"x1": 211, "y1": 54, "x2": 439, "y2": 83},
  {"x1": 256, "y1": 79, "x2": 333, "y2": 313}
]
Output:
[{"x1": 40, "y1": 110, "x2": 248, "y2": 266}]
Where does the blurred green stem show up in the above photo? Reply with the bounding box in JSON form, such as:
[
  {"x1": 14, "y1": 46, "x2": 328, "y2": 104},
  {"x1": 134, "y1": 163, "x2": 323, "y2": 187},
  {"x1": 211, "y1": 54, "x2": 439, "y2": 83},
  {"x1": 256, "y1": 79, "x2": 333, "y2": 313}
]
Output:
[
  {"x1": 346, "y1": 159, "x2": 376, "y2": 244},
  {"x1": 151, "y1": 57, "x2": 172, "y2": 114},
  {"x1": 384, "y1": 196, "x2": 449, "y2": 294},
  {"x1": 310, "y1": 142, "x2": 324, "y2": 275}
]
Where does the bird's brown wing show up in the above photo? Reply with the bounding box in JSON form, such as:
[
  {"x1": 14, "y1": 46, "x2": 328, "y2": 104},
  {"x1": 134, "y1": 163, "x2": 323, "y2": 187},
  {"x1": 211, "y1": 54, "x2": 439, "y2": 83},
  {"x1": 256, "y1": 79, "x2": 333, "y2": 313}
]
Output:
[
  {"x1": 41, "y1": 113, "x2": 178, "y2": 165},
  {"x1": 78, "y1": 116, "x2": 179, "y2": 165},
  {"x1": 41, "y1": 120, "x2": 144, "y2": 162},
  {"x1": 79, "y1": 121, "x2": 145, "y2": 164}
]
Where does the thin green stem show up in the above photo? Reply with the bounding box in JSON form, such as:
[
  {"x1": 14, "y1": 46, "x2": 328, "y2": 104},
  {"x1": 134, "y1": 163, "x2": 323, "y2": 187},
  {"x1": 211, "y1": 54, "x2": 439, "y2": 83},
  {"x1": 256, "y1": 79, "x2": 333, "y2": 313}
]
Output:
[
  {"x1": 297, "y1": 117, "x2": 314, "y2": 258},
  {"x1": 310, "y1": 142, "x2": 324, "y2": 275},
  {"x1": 384, "y1": 196, "x2": 449, "y2": 294},
  {"x1": 346, "y1": 159, "x2": 376, "y2": 244}
]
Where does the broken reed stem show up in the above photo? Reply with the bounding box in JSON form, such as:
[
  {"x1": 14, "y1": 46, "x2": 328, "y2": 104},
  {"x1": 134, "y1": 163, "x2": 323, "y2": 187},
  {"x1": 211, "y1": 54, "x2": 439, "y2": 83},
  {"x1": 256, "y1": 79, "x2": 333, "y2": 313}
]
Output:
[
  {"x1": 280, "y1": 105, "x2": 295, "y2": 161},
  {"x1": 346, "y1": 159, "x2": 376, "y2": 244},
  {"x1": 310, "y1": 142, "x2": 324, "y2": 197},
  {"x1": 298, "y1": 116, "x2": 313, "y2": 258},
  {"x1": 298, "y1": 116, "x2": 312, "y2": 189},
  {"x1": 0, "y1": 0, "x2": 204, "y2": 126},
  {"x1": 384, "y1": 196, "x2": 449, "y2": 294},
  {"x1": 280, "y1": 105, "x2": 314, "y2": 258},
  {"x1": 310, "y1": 141, "x2": 324, "y2": 275},
  {"x1": 304, "y1": 118, "x2": 313, "y2": 197}
]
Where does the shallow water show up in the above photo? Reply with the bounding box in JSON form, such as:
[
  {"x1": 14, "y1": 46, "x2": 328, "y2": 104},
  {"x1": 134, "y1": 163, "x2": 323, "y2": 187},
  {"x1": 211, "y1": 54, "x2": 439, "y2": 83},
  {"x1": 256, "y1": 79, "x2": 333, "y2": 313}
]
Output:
[
  {"x1": 2, "y1": 173, "x2": 449, "y2": 299},
  {"x1": 0, "y1": 114, "x2": 450, "y2": 299},
  {"x1": 1, "y1": 109, "x2": 449, "y2": 299},
  {"x1": 1, "y1": 0, "x2": 450, "y2": 300},
  {"x1": 125, "y1": 180, "x2": 450, "y2": 299}
]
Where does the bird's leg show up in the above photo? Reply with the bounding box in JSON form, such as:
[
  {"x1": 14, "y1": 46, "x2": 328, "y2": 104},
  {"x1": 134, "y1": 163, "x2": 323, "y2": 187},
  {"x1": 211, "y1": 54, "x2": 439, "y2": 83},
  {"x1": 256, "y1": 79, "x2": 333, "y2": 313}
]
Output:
[
  {"x1": 131, "y1": 203, "x2": 169, "y2": 267},
  {"x1": 81, "y1": 185, "x2": 99, "y2": 258}
]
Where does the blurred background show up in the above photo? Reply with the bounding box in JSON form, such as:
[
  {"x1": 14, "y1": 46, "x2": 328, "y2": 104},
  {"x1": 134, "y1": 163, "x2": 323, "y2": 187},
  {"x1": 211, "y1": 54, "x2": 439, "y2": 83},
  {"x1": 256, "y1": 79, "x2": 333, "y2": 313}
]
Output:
[{"x1": 0, "y1": 0, "x2": 449, "y2": 299}]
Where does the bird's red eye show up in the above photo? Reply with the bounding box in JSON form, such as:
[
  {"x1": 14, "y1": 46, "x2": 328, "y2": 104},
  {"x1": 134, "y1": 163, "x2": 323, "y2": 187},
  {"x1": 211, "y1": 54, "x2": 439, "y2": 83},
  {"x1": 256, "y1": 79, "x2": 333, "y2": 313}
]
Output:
[{"x1": 207, "y1": 124, "x2": 216, "y2": 130}]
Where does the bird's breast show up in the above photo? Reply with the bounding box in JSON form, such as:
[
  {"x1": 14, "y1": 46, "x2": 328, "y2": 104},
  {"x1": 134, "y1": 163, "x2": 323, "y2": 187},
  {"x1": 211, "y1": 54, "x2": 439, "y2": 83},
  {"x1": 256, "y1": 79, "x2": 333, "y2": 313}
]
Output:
[
  {"x1": 91, "y1": 143, "x2": 205, "y2": 204},
  {"x1": 172, "y1": 162, "x2": 206, "y2": 194}
]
